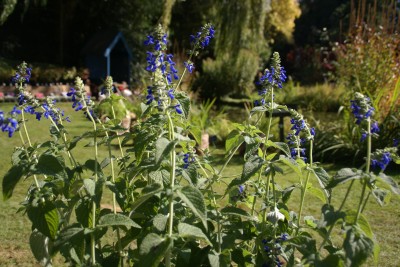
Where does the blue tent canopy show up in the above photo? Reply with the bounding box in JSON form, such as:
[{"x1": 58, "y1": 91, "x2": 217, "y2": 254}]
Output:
[{"x1": 81, "y1": 31, "x2": 132, "y2": 84}]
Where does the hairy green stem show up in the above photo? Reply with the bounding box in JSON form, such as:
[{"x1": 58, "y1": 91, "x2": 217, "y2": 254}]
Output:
[
  {"x1": 217, "y1": 143, "x2": 242, "y2": 177},
  {"x1": 356, "y1": 118, "x2": 371, "y2": 224},
  {"x1": 166, "y1": 112, "x2": 176, "y2": 267},
  {"x1": 18, "y1": 131, "x2": 40, "y2": 188},
  {"x1": 85, "y1": 106, "x2": 98, "y2": 266},
  {"x1": 251, "y1": 89, "x2": 273, "y2": 216},
  {"x1": 297, "y1": 140, "x2": 313, "y2": 233},
  {"x1": 98, "y1": 119, "x2": 124, "y2": 266}
]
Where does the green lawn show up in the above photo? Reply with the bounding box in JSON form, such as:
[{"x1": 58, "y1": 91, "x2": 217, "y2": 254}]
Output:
[{"x1": 0, "y1": 102, "x2": 399, "y2": 266}]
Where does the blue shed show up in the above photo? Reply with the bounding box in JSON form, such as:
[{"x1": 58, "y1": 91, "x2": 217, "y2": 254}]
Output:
[{"x1": 81, "y1": 31, "x2": 132, "y2": 84}]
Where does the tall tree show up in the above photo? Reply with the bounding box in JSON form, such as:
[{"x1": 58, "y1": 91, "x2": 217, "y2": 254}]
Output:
[{"x1": 187, "y1": 0, "x2": 300, "y2": 99}]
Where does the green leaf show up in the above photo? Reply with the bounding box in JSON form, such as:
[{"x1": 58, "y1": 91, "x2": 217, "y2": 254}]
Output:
[
  {"x1": 2, "y1": 164, "x2": 26, "y2": 200},
  {"x1": 155, "y1": 137, "x2": 177, "y2": 165},
  {"x1": 98, "y1": 213, "x2": 141, "y2": 228},
  {"x1": 311, "y1": 167, "x2": 331, "y2": 198},
  {"x1": 35, "y1": 154, "x2": 67, "y2": 179},
  {"x1": 131, "y1": 183, "x2": 163, "y2": 211},
  {"x1": 345, "y1": 211, "x2": 374, "y2": 239},
  {"x1": 277, "y1": 156, "x2": 303, "y2": 178},
  {"x1": 182, "y1": 164, "x2": 198, "y2": 186},
  {"x1": 178, "y1": 223, "x2": 211, "y2": 245},
  {"x1": 227, "y1": 156, "x2": 264, "y2": 190},
  {"x1": 140, "y1": 233, "x2": 164, "y2": 255},
  {"x1": 244, "y1": 142, "x2": 260, "y2": 161},
  {"x1": 176, "y1": 92, "x2": 191, "y2": 119},
  {"x1": 138, "y1": 235, "x2": 172, "y2": 267},
  {"x1": 54, "y1": 226, "x2": 84, "y2": 248},
  {"x1": 220, "y1": 206, "x2": 255, "y2": 221},
  {"x1": 377, "y1": 173, "x2": 400, "y2": 195},
  {"x1": 371, "y1": 188, "x2": 391, "y2": 206},
  {"x1": 83, "y1": 179, "x2": 96, "y2": 197},
  {"x1": 225, "y1": 129, "x2": 244, "y2": 154},
  {"x1": 319, "y1": 204, "x2": 345, "y2": 228},
  {"x1": 153, "y1": 214, "x2": 168, "y2": 232},
  {"x1": 308, "y1": 186, "x2": 327, "y2": 203},
  {"x1": 176, "y1": 186, "x2": 207, "y2": 229},
  {"x1": 250, "y1": 106, "x2": 267, "y2": 115},
  {"x1": 326, "y1": 168, "x2": 362, "y2": 189},
  {"x1": 343, "y1": 227, "x2": 374, "y2": 267},
  {"x1": 266, "y1": 140, "x2": 290, "y2": 157},
  {"x1": 30, "y1": 230, "x2": 53, "y2": 267},
  {"x1": 27, "y1": 204, "x2": 59, "y2": 240},
  {"x1": 282, "y1": 185, "x2": 297, "y2": 203}
]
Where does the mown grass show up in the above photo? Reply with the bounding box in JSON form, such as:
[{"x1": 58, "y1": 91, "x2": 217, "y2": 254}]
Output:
[{"x1": 0, "y1": 102, "x2": 399, "y2": 266}]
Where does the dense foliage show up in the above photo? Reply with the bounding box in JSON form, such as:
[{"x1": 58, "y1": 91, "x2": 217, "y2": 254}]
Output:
[{"x1": 1, "y1": 24, "x2": 400, "y2": 267}]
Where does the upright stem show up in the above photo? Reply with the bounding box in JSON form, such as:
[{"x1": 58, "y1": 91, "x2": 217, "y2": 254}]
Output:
[
  {"x1": 251, "y1": 89, "x2": 274, "y2": 216},
  {"x1": 18, "y1": 131, "x2": 40, "y2": 188},
  {"x1": 166, "y1": 113, "x2": 176, "y2": 267},
  {"x1": 86, "y1": 110, "x2": 98, "y2": 266},
  {"x1": 356, "y1": 118, "x2": 371, "y2": 224},
  {"x1": 98, "y1": 119, "x2": 124, "y2": 266},
  {"x1": 297, "y1": 140, "x2": 313, "y2": 233}
]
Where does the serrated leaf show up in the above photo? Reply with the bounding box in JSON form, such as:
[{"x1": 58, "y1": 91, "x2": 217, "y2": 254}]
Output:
[
  {"x1": 282, "y1": 185, "x2": 297, "y2": 203},
  {"x1": 378, "y1": 173, "x2": 400, "y2": 195},
  {"x1": 308, "y1": 186, "x2": 327, "y2": 203},
  {"x1": 277, "y1": 156, "x2": 303, "y2": 178},
  {"x1": 27, "y1": 204, "x2": 59, "y2": 240},
  {"x1": 343, "y1": 227, "x2": 374, "y2": 267},
  {"x1": 84, "y1": 159, "x2": 102, "y2": 174},
  {"x1": 227, "y1": 156, "x2": 264, "y2": 190},
  {"x1": 178, "y1": 223, "x2": 211, "y2": 245},
  {"x1": 326, "y1": 168, "x2": 362, "y2": 189},
  {"x1": 30, "y1": 230, "x2": 53, "y2": 267},
  {"x1": 372, "y1": 188, "x2": 391, "y2": 206},
  {"x1": 345, "y1": 211, "x2": 373, "y2": 239},
  {"x1": 83, "y1": 179, "x2": 96, "y2": 196},
  {"x1": 98, "y1": 213, "x2": 141, "y2": 228},
  {"x1": 250, "y1": 106, "x2": 267, "y2": 115},
  {"x1": 220, "y1": 206, "x2": 256, "y2": 221},
  {"x1": 318, "y1": 204, "x2": 345, "y2": 228},
  {"x1": 100, "y1": 157, "x2": 112, "y2": 169},
  {"x1": 2, "y1": 164, "x2": 26, "y2": 200},
  {"x1": 311, "y1": 167, "x2": 331, "y2": 198},
  {"x1": 155, "y1": 137, "x2": 177, "y2": 165},
  {"x1": 182, "y1": 164, "x2": 198, "y2": 186},
  {"x1": 225, "y1": 129, "x2": 244, "y2": 154},
  {"x1": 131, "y1": 183, "x2": 163, "y2": 211},
  {"x1": 36, "y1": 154, "x2": 66, "y2": 179},
  {"x1": 266, "y1": 140, "x2": 291, "y2": 157},
  {"x1": 153, "y1": 214, "x2": 168, "y2": 232},
  {"x1": 176, "y1": 186, "x2": 207, "y2": 229},
  {"x1": 138, "y1": 235, "x2": 172, "y2": 267},
  {"x1": 54, "y1": 226, "x2": 84, "y2": 248}
]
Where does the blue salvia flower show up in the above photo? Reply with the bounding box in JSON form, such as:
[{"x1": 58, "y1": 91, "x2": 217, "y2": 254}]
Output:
[
  {"x1": 238, "y1": 185, "x2": 245, "y2": 194},
  {"x1": 183, "y1": 153, "x2": 194, "y2": 169},
  {"x1": 350, "y1": 93, "x2": 375, "y2": 125},
  {"x1": 189, "y1": 23, "x2": 215, "y2": 50},
  {"x1": 371, "y1": 152, "x2": 391, "y2": 171},
  {"x1": 174, "y1": 104, "x2": 183, "y2": 114},
  {"x1": 255, "y1": 52, "x2": 287, "y2": 105},
  {"x1": 12, "y1": 62, "x2": 32, "y2": 84},
  {"x1": 0, "y1": 109, "x2": 20, "y2": 138},
  {"x1": 394, "y1": 139, "x2": 399, "y2": 147},
  {"x1": 184, "y1": 61, "x2": 195, "y2": 73}
]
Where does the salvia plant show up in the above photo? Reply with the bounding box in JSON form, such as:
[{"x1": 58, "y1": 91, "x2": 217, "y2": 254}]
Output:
[{"x1": 2, "y1": 23, "x2": 400, "y2": 267}]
